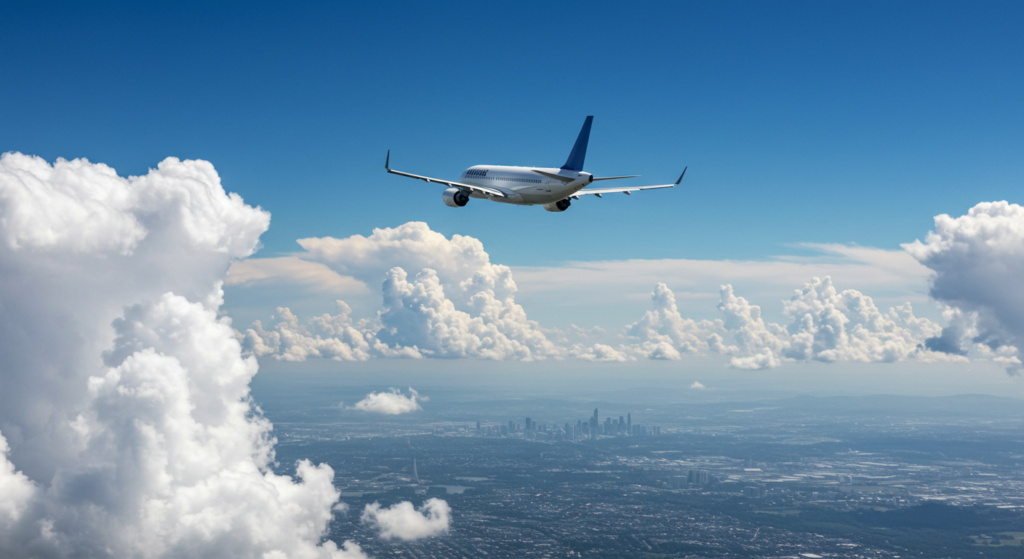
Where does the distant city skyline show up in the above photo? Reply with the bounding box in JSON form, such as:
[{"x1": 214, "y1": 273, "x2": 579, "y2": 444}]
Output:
[{"x1": 474, "y1": 408, "x2": 660, "y2": 440}]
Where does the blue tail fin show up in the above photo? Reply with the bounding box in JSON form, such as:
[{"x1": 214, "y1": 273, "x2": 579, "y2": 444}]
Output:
[{"x1": 561, "y1": 116, "x2": 593, "y2": 171}]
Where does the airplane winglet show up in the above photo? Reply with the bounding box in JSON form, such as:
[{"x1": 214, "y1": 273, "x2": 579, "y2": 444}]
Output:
[
  {"x1": 675, "y1": 166, "x2": 687, "y2": 185},
  {"x1": 385, "y1": 150, "x2": 390, "y2": 170}
]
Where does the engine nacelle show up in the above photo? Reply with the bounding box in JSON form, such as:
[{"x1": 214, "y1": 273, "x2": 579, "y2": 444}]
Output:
[
  {"x1": 442, "y1": 187, "x2": 470, "y2": 207},
  {"x1": 543, "y1": 199, "x2": 571, "y2": 212}
]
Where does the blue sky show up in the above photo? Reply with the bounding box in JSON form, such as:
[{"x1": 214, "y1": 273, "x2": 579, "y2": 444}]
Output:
[
  {"x1": 3, "y1": 1, "x2": 1024, "y2": 380},
  {"x1": 3, "y1": 1, "x2": 1021, "y2": 263}
]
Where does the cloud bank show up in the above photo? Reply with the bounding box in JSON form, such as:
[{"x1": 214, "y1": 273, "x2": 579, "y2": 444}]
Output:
[
  {"x1": 233, "y1": 221, "x2": 989, "y2": 371},
  {"x1": 227, "y1": 196, "x2": 1024, "y2": 375},
  {"x1": 576, "y1": 276, "x2": 945, "y2": 369},
  {"x1": 240, "y1": 222, "x2": 565, "y2": 361},
  {"x1": 508, "y1": 242, "x2": 934, "y2": 329},
  {"x1": 0, "y1": 153, "x2": 366, "y2": 558},
  {"x1": 352, "y1": 388, "x2": 424, "y2": 415},
  {"x1": 361, "y1": 499, "x2": 451, "y2": 541},
  {"x1": 905, "y1": 201, "x2": 1024, "y2": 374}
]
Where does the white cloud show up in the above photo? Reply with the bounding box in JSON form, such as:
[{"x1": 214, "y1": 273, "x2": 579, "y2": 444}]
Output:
[
  {"x1": 904, "y1": 201, "x2": 1024, "y2": 374},
  {"x1": 241, "y1": 224, "x2": 564, "y2": 362},
  {"x1": 690, "y1": 381, "x2": 705, "y2": 389},
  {"x1": 603, "y1": 277, "x2": 946, "y2": 369},
  {"x1": 0, "y1": 153, "x2": 367, "y2": 558},
  {"x1": 730, "y1": 348, "x2": 782, "y2": 370},
  {"x1": 242, "y1": 302, "x2": 388, "y2": 362},
  {"x1": 780, "y1": 277, "x2": 942, "y2": 364},
  {"x1": 0, "y1": 433, "x2": 34, "y2": 528},
  {"x1": 375, "y1": 266, "x2": 561, "y2": 360},
  {"x1": 624, "y1": 283, "x2": 726, "y2": 355},
  {"x1": 572, "y1": 343, "x2": 630, "y2": 362},
  {"x1": 297, "y1": 222, "x2": 491, "y2": 289},
  {"x1": 0, "y1": 153, "x2": 145, "y2": 254},
  {"x1": 361, "y1": 499, "x2": 451, "y2": 541},
  {"x1": 352, "y1": 388, "x2": 424, "y2": 415}
]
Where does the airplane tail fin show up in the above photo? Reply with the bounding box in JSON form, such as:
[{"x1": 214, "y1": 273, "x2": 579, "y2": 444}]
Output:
[{"x1": 561, "y1": 116, "x2": 593, "y2": 171}]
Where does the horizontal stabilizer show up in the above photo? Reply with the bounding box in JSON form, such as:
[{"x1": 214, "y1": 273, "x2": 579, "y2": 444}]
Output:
[
  {"x1": 571, "y1": 167, "x2": 687, "y2": 198},
  {"x1": 531, "y1": 169, "x2": 577, "y2": 183}
]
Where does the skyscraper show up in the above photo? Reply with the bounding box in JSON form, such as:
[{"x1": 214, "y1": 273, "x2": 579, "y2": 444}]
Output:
[
  {"x1": 627, "y1": 413, "x2": 632, "y2": 435},
  {"x1": 413, "y1": 457, "x2": 420, "y2": 484}
]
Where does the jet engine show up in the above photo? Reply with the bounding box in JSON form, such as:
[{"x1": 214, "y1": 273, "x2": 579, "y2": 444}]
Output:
[
  {"x1": 543, "y1": 199, "x2": 571, "y2": 212},
  {"x1": 442, "y1": 187, "x2": 470, "y2": 207}
]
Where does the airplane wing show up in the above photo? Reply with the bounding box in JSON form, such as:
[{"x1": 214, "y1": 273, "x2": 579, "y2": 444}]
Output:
[
  {"x1": 571, "y1": 168, "x2": 686, "y2": 198},
  {"x1": 385, "y1": 151, "x2": 507, "y2": 198}
]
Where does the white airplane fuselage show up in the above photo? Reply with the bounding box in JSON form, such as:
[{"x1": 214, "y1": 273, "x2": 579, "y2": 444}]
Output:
[{"x1": 459, "y1": 166, "x2": 593, "y2": 206}]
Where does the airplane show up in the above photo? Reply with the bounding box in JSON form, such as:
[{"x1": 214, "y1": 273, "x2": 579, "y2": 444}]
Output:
[{"x1": 385, "y1": 116, "x2": 686, "y2": 212}]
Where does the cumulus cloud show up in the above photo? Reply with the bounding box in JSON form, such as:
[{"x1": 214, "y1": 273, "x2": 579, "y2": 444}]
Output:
[
  {"x1": 595, "y1": 277, "x2": 945, "y2": 369},
  {"x1": 690, "y1": 381, "x2": 705, "y2": 389},
  {"x1": 0, "y1": 433, "x2": 34, "y2": 528},
  {"x1": 572, "y1": 343, "x2": 630, "y2": 362},
  {"x1": 242, "y1": 302, "x2": 393, "y2": 362},
  {"x1": 730, "y1": 348, "x2": 782, "y2": 370},
  {"x1": 623, "y1": 282, "x2": 727, "y2": 357},
  {"x1": 904, "y1": 201, "x2": 1024, "y2": 374},
  {"x1": 361, "y1": 499, "x2": 451, "y2": 541},
  {"x1": 374, "y1": 266, "x2": 560, "y2": 360},
  {"x1": 0, "y1": 153, "x2": 367, "y2": 558},
  {"x1": 352, "y1": 388, "x2": 424, "y2": 415},
  {"x1": 241, "y1": 223, "x2": 564, "y2": 362},
  {"x1": 297, "y1": 222, "x2": 491, "y2": 288}
]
